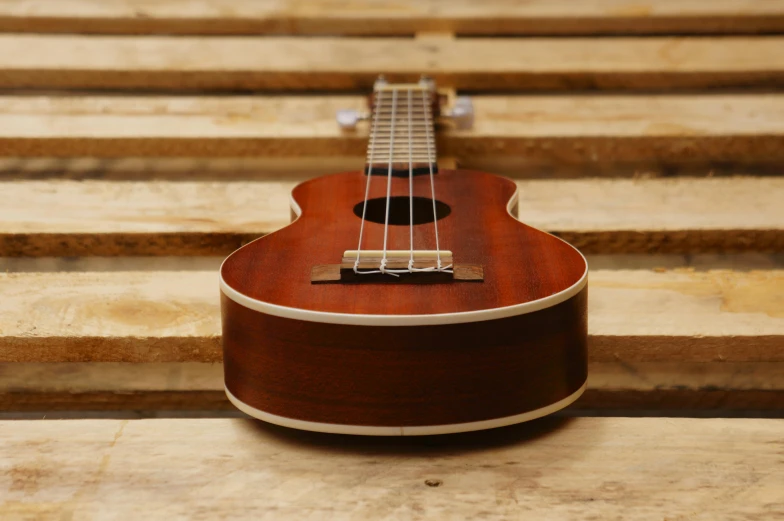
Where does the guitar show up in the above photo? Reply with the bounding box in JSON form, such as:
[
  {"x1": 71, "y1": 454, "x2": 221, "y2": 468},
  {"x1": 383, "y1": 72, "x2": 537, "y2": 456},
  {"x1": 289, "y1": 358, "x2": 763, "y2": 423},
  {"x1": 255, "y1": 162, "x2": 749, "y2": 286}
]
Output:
[{"x1": 220, "y1": 77, "x2": 587, "y2": 435}]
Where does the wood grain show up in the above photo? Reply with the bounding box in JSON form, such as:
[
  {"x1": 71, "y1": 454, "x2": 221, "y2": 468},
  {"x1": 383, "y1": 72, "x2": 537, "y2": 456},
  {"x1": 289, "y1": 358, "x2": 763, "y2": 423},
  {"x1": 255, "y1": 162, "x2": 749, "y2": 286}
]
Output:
[
  {"x1": 3, "y1": 361, "x2": 783, "y2": 412},
  {"x1": 0, "y1": 417, "x2": 782, "y2": 519},
  {"x1": 223, "y1": 169, "x2": 587, "y2": 426},
  {"x1": 0, "y1": 35, "x2": 783, "y2": 90},
  {"x1": 1, "y1": 177, "x2": 780, "y2": 256},
  {"x1": 222, "y1": 290, "x2": 587, "y2": 426},
  {"x1": 2, "y1": 0, "x2": 784, "y2": 35},
  {"x1": 0, "y1": 268, "x2": 780, "y2": 363},
  {"x1": 1, "y1": 94, "x2": 783, "y2": 163},
  {"x1": 221, "y1": 170, "x2": 588, "y2": 316},
  {"x1": 4, "y1": 361, "x2": 781, "y2": 395},
  {"x1": 518, "y1": 178, "x2": 784, "y2": 254}
]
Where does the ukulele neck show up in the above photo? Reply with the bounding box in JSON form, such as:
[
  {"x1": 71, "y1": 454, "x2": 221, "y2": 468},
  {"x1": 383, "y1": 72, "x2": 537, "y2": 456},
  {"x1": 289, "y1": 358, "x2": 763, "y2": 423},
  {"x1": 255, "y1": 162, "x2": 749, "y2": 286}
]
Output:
[{"x1": 365, "y1": 79, "x2": 438, "y2": 177}]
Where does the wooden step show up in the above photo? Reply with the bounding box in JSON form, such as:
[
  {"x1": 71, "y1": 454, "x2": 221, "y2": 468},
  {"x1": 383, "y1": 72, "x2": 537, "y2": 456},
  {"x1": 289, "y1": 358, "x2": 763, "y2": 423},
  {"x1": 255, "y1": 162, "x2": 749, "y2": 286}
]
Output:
[
  {"x1": 2, "y1": 94, "x2": 783, "y2": 163},
  {"x1": 3, "y1": 0, "x2": 784, "y2": 36},
  {"x1": 1, "y1": 266, "x2": 781, "y2": 411},
  {"x1": 4, "y1": 267, "x2": 777, "y2": 363},
  {"x1": 1, "y1": 178, "x2": 781, "y2": 256},
  {"x1": 0, "y1": 417, "x2": 781, "y2": 519},
  {"x1": 1, "y1": 36, "x2": 783, "y2": 91}
]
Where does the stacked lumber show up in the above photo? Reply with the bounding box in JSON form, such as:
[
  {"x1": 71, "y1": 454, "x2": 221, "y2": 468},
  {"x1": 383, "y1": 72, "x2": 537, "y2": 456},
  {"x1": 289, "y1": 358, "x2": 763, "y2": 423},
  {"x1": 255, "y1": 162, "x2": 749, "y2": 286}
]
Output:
[{"x1": 0, "y1": 1, "x2": 781, "y2": 519}]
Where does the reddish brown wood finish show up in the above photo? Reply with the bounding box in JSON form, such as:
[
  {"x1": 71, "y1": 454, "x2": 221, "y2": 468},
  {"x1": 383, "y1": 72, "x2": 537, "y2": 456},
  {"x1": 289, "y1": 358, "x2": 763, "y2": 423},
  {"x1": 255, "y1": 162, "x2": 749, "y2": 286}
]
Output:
[
  {"x1": 223, "y1": 289, "x2": 587, "y2": 426},
  {"x1": 221, "y1": 170, "x2": 586, "y2": 315},
  {"x1": 221, "y1": 169, "x2": 588, "y2": 427}
]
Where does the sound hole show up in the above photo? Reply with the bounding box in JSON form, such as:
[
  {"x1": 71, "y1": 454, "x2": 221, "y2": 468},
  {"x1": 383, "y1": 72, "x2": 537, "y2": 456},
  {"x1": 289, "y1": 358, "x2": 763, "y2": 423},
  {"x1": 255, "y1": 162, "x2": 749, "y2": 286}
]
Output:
[{"x1": 353, "y1": 197, "x2": 451, "y2": 225}]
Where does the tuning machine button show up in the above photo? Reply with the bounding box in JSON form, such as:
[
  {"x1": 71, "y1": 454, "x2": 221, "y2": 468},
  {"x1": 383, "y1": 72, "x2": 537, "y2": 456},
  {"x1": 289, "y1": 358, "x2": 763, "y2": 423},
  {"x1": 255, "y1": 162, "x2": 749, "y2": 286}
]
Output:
[
  {"x1": 336, "y1": 109, "x2": 370, "y2": 130},
  {"x1": 442, "y1": 97, "x2": 474, "y2": 130}
]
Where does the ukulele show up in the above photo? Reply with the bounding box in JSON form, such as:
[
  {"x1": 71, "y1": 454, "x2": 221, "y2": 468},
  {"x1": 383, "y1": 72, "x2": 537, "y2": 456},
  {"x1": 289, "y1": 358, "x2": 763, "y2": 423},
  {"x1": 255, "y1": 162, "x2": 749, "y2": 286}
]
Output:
[{"x1": 220, "y1": 77, "x2": 587, "y2": 435}]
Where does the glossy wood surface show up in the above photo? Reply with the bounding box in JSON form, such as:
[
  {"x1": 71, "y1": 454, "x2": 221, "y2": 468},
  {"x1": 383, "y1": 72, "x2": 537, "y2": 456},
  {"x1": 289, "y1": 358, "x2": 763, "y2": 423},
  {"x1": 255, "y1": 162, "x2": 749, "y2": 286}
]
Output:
[
  {"x1": 221, "y1": 169, "x2": 588, "y2": 427},
  {"x1": 221, "y1": 169, "x2": 587, "y2": 315},
  {"x1": 223, "y1": 288, "x2": 587, "y2": 426}
]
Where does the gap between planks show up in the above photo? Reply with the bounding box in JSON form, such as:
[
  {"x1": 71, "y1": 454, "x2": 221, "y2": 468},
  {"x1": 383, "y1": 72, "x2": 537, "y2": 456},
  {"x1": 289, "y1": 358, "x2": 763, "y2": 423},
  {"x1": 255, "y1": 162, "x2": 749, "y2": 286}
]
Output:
[
  {"x1": 0, "y1": 35, "x2": 784, "y2": 90},
  {"x1": 1, "y1": 157, "x2": 783, "y2": 181},
  {"x1": 0, "y1": 178, "x2": 781, "y2": 256},
  {"x1": 0, "y1": 417, "x2": 781, "y2": 520},
  {"x1": 1, "y1": 361, "x2": 782, "y2": 413},
  {"x1": 2, "y1": 0, "x2": 784, "y2": 35}
]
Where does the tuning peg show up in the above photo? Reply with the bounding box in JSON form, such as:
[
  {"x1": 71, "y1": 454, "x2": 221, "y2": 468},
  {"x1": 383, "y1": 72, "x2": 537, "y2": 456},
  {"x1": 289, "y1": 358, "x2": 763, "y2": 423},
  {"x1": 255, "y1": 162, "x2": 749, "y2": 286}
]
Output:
[
  {"x1": 418, "y1": 75, "x2": 436, "y2": 91},
  {"x1": 374, "y1": 75, "x2": 388, "y2": 88},
  {"x1": 336, "y1": 109, "x2": 369, "y2": 130},
  {"x1": 442, "y1": 96, "x2": 474, "y2": 130}
]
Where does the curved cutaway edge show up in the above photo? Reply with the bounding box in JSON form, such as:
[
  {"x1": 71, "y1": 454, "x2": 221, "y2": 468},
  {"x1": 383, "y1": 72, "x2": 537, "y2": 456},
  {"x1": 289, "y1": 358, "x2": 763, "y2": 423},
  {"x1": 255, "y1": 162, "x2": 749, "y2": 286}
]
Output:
[
  {"x1": 219, "y1": 174, "x2": 588, "y2": 326},
  {"x1": 226, "y1": 381, "x2": 586, "y2": 436}
]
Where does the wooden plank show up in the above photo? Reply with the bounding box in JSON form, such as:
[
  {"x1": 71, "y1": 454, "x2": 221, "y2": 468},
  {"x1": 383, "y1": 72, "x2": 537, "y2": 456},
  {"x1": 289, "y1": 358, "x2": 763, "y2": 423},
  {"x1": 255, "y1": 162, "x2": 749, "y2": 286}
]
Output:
[
  {"x1": 1, "y1": 178, "x2": 781, "y2": 256},
  {"x1": 5, "y1": 362, "x2": 783, "y2": 395},
  {"x1": 0, "y1": 180, "x2": 291, "y2": 256},
  {"x1": 517, "y1": 178, "x2": 784, "y2": 254},
  {"x1": 2, "y1": 0, "x2": 784, "y2": 35},
  {"x1": 2, "y1": 94, "x2": 784, "y2": 164},
  {"x1": 1, "y1": 255, "x2": 781, "y2": 412},
  {"x1": 1, "y1": 361, "x2": 782, "y2": 412},
  {"x1": 0, "y1": 36, "x2": 783, "y2": 91},
  {"x1": 0, "y1": 418, "x2": 781, "y2": 519},
  {"x1": 0, "y1": 268, "x2": 781, "y2": 364}
]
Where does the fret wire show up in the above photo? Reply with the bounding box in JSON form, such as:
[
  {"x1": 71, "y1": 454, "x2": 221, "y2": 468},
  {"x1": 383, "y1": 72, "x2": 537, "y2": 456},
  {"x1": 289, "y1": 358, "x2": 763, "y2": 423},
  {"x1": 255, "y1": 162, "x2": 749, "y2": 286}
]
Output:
[
  {"x1": 369, "y1": 147, "x2": 435, "y2": 150},
  {"x1": 366, "y1": 87, "x2": 436, "y2": 166},
  {"x1": 370, "y1": 141, "x2": 433, "y2": 143},
  {"x1": 369, "y1": 157, "x2": 435, "y2": 160},
  {"x1": 369, "y1": 140, "x2": 434, "y2": 144},
  {"x1": 370, "y1": 133, "x2": 432, "y2": 136},
  {"x1": 370, "y1": 133, "x2": 434, "y2": 136},
  {"x1": 371, "y1": 148, "x2": 434, "y2": 151}
]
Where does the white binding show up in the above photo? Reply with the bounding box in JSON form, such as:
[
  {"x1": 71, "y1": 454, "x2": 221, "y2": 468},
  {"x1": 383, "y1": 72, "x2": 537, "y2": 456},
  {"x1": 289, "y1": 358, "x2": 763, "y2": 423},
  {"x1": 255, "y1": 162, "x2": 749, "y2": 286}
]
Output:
[
  {"x1": 226, "y1": 381, "x2": 586, "y2": 436},
  {"x1": 219, "y1": 184, "x2": 588, "y2": 326}
]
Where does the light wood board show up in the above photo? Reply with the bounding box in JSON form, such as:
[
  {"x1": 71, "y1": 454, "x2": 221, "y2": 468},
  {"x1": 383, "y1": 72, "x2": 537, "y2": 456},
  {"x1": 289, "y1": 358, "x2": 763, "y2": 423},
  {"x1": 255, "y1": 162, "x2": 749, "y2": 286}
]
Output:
[
  {"x1": 2, "y1": 0, "x2": 784, "y2": 35},
  {"x1": 4, "y1": 361, "x2": 781, "y2": 395},
  {"x1": 0, "y1": 417, "x2": 782, "y2": 520},
  {"x1": 1, "y1": 267, "x2": 781, "y2": 364},
  {"x1": 1, "y1": 178, "x2": 781, "y2": 255},
  {"x1": 1, "y1": 36, "x2": 783, "y2": 90},
  {"x1": 1, "y1": 94, "x2": 783, "y2": 163}
]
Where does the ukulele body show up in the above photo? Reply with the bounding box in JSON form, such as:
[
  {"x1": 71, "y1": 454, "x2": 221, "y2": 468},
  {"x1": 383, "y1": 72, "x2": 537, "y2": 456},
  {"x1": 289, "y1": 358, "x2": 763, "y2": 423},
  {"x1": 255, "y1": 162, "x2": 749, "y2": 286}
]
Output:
[{"x1": 220, "y1": 169, "x2": 588, "y2": 435}]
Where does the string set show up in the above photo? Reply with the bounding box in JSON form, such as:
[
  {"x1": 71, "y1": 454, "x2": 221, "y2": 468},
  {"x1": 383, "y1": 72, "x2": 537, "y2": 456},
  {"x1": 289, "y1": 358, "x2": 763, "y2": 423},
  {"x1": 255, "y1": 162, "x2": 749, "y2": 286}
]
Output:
[{"x1": 353, "y1": 84, "x2": 451, "y2": 277}]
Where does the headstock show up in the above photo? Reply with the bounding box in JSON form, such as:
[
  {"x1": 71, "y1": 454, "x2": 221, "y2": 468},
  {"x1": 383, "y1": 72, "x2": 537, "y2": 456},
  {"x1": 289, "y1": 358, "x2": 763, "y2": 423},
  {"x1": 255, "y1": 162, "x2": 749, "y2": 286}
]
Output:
[{"x1": 336, "y1": 76, "x2": 474, "y2": 131}]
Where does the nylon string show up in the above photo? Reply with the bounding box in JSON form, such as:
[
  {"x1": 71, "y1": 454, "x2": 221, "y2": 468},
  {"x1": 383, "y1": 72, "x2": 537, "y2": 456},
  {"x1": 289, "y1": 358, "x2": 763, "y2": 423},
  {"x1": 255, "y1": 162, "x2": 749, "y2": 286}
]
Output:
[
  {"x1": 379, "y1": 89, "x2": 399, "y2": 276},
  {"x1": 422, "y1": 89, "x2": 452, "y2": 273},
  {"x1": 354, "y1": 87, "x2": 451, "y2": 276},
  {"x1": 408, "y1": 88, "x2": 415, "y2": 271},
  {"x1": 352, "y1": 89, "x2": 383, "y2": 274}
]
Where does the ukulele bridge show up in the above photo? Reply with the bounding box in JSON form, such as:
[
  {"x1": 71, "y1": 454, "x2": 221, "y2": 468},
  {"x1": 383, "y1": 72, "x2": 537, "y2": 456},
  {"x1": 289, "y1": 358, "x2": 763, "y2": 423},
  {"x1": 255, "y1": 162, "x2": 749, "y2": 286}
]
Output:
[{"x1": 311, "y1": 250, "x2": 483, "y2": 284}]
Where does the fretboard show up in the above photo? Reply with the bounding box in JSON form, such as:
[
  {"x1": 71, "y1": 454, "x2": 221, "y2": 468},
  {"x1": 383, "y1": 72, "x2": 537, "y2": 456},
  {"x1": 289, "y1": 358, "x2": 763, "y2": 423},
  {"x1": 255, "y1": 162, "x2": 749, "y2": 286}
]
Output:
[{"x1": 365, "y1": 85, "x2": 437, "y2": 177}]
